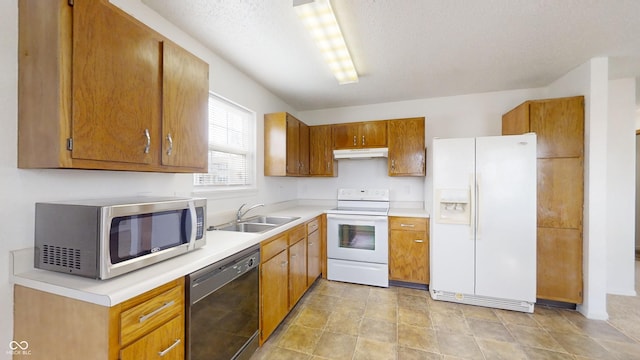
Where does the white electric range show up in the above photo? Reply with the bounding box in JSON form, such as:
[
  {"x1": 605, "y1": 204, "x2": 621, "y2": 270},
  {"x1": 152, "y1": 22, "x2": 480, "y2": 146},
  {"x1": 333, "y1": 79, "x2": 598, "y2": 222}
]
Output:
[{"x1": 325, "y1": 189, "x2": 390, "y2": 287}]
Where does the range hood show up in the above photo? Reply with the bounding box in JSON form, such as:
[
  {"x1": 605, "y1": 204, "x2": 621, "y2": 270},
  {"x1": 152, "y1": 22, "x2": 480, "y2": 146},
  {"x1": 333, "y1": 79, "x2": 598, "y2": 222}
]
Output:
[{"x1": 333, "y1": 148, "x2": 389, "y2": 159}]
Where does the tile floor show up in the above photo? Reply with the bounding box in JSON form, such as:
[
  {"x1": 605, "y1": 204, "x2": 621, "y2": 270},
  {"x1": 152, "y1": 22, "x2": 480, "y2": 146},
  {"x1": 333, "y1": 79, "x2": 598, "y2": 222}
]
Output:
[{"x1": 251, "y1": 261, "x2": 640, "y2": 360}]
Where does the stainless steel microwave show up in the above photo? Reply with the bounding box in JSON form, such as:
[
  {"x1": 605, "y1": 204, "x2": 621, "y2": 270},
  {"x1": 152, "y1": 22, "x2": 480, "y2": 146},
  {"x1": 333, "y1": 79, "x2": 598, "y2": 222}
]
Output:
[{"x1": 34, "y1": 197, "x2": 206, "y2": 279}]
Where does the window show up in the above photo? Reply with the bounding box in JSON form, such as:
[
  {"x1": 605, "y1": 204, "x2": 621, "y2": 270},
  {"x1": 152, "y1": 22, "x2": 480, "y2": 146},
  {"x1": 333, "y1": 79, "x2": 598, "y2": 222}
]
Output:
[{"x1": 194, "y1": 93, "x2": 255, "y2": 189}]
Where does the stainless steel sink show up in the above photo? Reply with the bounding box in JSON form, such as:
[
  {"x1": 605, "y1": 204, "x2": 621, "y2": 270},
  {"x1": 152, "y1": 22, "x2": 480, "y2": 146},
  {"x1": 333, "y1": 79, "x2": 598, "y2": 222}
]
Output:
[
  {"x1": 210, "y1": 215, "x2": 300, "y2": 233},
  {"x1": 241, "y1": 215, "x2": 300, "y2": 225},
  {"x1": 215, "y1": 222, "x2": 277, "y2": 233}
]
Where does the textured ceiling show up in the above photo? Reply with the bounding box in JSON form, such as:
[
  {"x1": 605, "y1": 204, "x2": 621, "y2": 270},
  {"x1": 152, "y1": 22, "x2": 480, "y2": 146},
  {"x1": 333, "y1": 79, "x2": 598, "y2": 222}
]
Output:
[{"x1": 141, "y1": 0, "x2": 640, "y2": 111}]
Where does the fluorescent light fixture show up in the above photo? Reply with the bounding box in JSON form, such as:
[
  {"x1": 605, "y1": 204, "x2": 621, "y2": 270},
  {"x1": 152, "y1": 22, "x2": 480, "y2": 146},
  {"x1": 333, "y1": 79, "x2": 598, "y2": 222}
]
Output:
[{"x1": 293, "y1": 0, "x2": 358, "y2": 84}]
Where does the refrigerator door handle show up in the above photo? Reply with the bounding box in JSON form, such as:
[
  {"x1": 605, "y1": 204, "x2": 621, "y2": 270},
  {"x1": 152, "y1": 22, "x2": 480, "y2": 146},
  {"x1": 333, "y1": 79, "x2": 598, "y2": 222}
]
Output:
[
  {"x1": 469, "y1": 174, "x2": 475, "y2": 240},
  {"x1": 476, "y1": 174, "x2": 481, "y2": 240}
]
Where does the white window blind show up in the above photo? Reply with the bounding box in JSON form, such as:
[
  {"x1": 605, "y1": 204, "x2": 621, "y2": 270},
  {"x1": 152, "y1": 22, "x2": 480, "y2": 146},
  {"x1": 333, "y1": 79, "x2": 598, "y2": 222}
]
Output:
[{"x1": 194, "y1": 93, "x2": 255, "y2": 187}]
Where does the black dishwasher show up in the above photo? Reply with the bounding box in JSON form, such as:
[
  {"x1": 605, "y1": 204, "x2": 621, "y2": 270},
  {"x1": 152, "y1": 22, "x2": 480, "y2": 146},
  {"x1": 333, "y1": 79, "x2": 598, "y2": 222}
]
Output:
[{"x1": 187, "y1": 244, "x2": 260, "y2": 360}]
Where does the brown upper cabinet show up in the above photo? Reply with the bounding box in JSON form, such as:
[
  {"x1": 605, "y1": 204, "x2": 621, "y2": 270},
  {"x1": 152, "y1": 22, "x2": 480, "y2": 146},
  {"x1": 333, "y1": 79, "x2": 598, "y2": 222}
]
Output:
[
  {"x1": 18, "y1": 0, "x2": 209, "y2": 173},
  {"x1": 309, "y1": 125, "x2": 337, "y2": 176},
  {"x1": 502, "y1": 96, "x2": 584, "y2": 158},
  {"x1": 388, "y1": 117, "x2": 426, "y2": 176},
  {"x1": 264, "y1": 112, "x2": 309, "y2": 176},
  {"x1": 333, "y1": 120, "x2": 388, "y2": 149}
]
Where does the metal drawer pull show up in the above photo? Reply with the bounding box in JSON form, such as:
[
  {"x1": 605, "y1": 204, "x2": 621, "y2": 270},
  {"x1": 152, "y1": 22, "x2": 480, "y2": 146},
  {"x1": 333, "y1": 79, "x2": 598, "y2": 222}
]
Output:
[
  {"x1": 166, "y1": 133, "x2": 173, "y2": 156},
  {"x1": 144, "y1": 128, "x2": 151, "y2": 154},
  {"x1": 362, "y1": 135, "x2": 365, "y2": 145},
  {"x1": 414, "y1": 239, "x2": 424, "y2": 243},
  {"x1": 158, "y1": 339, "x2": 181, "y2": 357},
  {"x1": 139, "y1": 300, "x2": 175, "y2": 323},
  {"x1": 353, "y1": 135, "x2": 357, "y2": 146},
  {"x1": 281, "y1": 261, "x2": 288, "y2": 267},
  {"x1": 400, "y1": 223, "x2": 415, "y2": 228}
]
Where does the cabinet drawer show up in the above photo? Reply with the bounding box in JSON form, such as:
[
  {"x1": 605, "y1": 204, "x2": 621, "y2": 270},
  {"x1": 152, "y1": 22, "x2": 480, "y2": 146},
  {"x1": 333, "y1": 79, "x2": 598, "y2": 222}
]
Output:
[
  {"x1": 288, "y1": 224, "x2": 306, "y2": 245},
  {"x1": 120, "y1": 315, "x2": 184, "y2": 360},
  {"x1": 120, "y1": 285, "x2": 183, "y2": 346},
  {"x1": 262, "y1": 234, "x2": 288, "y2": 262},
  {"x1": 389, "y1": 217, "x2": 427, "y2": 231},
  {"x1": 307, "y1": 218, "x2": 320, "y2": 235}
]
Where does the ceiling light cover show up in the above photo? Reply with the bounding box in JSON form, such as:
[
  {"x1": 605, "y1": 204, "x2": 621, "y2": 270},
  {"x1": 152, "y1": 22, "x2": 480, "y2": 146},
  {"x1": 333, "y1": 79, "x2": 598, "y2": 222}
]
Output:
[{"x1": 294, "y1": 0, "x2": 358, "y2": 84}]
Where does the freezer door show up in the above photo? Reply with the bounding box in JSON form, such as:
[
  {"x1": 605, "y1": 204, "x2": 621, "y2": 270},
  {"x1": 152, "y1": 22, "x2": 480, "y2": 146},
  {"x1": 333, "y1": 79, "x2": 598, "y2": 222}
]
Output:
[
  {"x1": 474, "y1": 134, "x2": 537, "y2": 302},
  {"x1": 431, "y1": 137, "x2": 476, "y2": 295}
]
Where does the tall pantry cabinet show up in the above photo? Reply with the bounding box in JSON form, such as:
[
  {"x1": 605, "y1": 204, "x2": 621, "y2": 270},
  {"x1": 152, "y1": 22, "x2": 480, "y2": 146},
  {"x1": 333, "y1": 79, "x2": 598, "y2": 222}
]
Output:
[{"x1": 502, "y1": 96, "x2": 584, "y2": 303}]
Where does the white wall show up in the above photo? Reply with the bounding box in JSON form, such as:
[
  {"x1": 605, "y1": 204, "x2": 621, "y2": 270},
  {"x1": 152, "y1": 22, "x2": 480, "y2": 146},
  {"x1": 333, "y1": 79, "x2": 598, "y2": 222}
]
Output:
[
  {"x1": 546, "y1": 58, "x2": 610, "y2": 320},
  {"x1": 298, "y1": 88, "x2": 546, "y2": 212},
  {"x1": 1, "y1": 1, "x2": 294, "y2": 356},
  {"x1": 607, "y1": 78, "x2": 637, "y2": 296}
]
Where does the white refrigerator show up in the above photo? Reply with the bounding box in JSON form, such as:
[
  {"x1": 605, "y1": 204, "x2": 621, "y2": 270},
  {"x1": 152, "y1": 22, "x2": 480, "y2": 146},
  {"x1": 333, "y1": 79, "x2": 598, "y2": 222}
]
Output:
[{"x1": 430, "y1": 134, "x2": 537, "y2": 313}]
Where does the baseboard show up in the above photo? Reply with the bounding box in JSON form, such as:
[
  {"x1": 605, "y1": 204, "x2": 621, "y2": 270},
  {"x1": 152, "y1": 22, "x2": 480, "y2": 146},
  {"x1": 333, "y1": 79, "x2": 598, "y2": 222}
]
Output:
[
  {"x1": 389, "y1": 280, "x2": 428, "y2": 291},
  {"x1": 536, "y1": 298, "x2": 577, "y2": 310}
]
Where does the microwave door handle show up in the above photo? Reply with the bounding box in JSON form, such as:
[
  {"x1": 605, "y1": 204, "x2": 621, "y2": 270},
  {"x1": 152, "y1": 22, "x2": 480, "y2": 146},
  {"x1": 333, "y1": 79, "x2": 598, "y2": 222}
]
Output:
[{"x1": 188, "y1": 201, "x2": 197, "y2": 250}]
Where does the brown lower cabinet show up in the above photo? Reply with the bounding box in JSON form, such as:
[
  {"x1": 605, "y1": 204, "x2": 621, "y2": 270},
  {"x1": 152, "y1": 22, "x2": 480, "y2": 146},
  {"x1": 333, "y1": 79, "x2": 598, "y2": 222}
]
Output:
[
  {"x1": 259, "y1": 216, "x2": 324, "y2": 344},
  {"x1": 389, "y1": 216, "x2": 430, "y2": 285},
  {"x1": 13, "y1": 278, "x2": 185, "y2": 360},
  {"x1": 537, "y1": 227, "x2": 583, "y2": 303}
]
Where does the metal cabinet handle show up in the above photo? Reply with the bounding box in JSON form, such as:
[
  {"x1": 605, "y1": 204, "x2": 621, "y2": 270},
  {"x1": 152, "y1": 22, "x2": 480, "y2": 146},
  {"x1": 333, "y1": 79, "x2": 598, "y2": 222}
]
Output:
[
  {"x1": 166, "y1": 133, "x2": 173, "y2": 156},
  {"x1": 391, "y1": 159, "x2": 396, "y2": 171},
  {"x1": 291, "y1": 254, "x2": 297, "y2": 258},
  {"x1": 308, "y1": 242, "x2": 314, "y2": 246},
  {"x1": 400, "y1": 223, "x2": 415, "y2": 228},
  {"x1": 158, "y1": 339, "x2": 181, "y2": 357},
  {"x1": 139, "y1": 300, "x2": 175, "y2": 323},
  {"x1": 362, "y1": 135, "x2": 365, "y2": 145},
  {"x1": 353, "y1": 135, "x2": 356, "y2": 146},
  {"x1": 281, "y1": 261, "x2": 288, "y2": 267},
  {"x1": 414, "y1": 239, "x2": 424, "y2": 243},
  {"x1": 144, "y1": 128, "x2": 151, "y2": 154}
]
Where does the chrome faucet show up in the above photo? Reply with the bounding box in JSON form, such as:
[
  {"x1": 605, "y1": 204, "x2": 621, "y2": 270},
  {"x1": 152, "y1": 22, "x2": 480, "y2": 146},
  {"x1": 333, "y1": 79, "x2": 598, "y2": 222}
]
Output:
[{"x1": 236, "y1": 203, "x2": 264, "y2": 221}]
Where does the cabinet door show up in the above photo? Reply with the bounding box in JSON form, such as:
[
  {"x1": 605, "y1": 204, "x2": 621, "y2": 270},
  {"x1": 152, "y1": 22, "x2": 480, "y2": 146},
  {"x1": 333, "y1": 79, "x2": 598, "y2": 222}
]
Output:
[
  {"x1": 72, "y1": 0, "x2": 160, "y2": 164},
  {"x1": 530, "y1": 97, "x2": 584, "y2": 158},
  {"x1": 388, "y1": 118, "x2": 425, "y2": 176},
  {"x1": 299, "y1": 121, "x2": 310, "y2": 175},
  {"x1": 502, "y1": 102, "x2": 531, "y2": 135},
  {"x1": 537, "y1": 227, "x2": 583, "y2": 303},
  {"x1": 332, "y1": 123, "x2": 359, "y2": 149},
  {"x1": 161, "y1": 41, "x2": 209, "y2": 170},
  {"x1": 307, "y1": 229, "x2": 321, "y2": 286},
  {"x1": 360, "y1": 121, "x2": 387, "y2": 147},
  {"x1": 286, "y1": 115, "x2": 300, "y2": 175},
  {"x1": 120, "y1": 316, "x2": 184, "y2": 360},
  {"x1": 260, "y1": 250, "x2": 289, "y2": 343},
  {"x1": 310, "y1": 125, "x2": 335, "y2": 176},
  {"x1": 389, "y1": 229, "x2": 429, "y2": 284},
  {"x1": 537, "y1": 158, "x2": 583, "y2": 229},
  {"x1": 289, "y1": 238, "x2": 307, "y2": 308}
]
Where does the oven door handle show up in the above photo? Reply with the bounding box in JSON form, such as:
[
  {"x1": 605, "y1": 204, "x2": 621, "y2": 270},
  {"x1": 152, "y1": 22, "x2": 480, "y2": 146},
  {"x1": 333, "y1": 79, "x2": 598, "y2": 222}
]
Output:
[{"x1": 326, "y1": 214, "x2": 388, "y2": 222}]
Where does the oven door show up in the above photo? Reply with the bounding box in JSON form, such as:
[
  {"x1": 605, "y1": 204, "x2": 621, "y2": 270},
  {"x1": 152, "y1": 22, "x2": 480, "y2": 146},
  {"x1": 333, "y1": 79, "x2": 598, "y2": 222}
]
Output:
[{"x1": 326, "y1": 213, "x2": 388, "y2": 264}]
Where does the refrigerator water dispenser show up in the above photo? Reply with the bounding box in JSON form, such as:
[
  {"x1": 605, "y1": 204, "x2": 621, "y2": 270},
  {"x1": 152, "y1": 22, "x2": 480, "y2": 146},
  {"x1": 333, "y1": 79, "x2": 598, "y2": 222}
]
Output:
[{"x1": 435, "y1": 189, "x2": 470, "y2": 224}]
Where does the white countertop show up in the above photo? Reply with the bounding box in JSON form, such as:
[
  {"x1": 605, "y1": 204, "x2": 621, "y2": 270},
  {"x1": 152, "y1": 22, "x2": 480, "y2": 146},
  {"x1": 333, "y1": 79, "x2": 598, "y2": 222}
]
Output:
[
  {"x1": 388, "y1": 208, "x2": 430, "y2": 218},
  {"x1": 11, "y1": 206, "x2": 328, "y2": 307}
]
